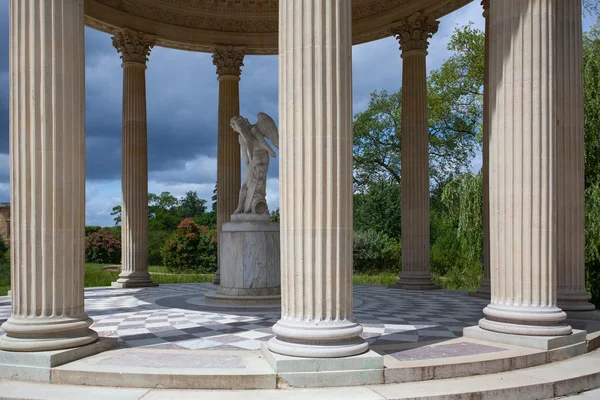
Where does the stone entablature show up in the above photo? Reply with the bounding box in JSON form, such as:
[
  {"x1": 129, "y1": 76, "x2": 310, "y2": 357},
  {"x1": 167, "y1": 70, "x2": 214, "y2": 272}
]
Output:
[{"x1": 83, "y1": 0, "x2": 471, "y2": 55}]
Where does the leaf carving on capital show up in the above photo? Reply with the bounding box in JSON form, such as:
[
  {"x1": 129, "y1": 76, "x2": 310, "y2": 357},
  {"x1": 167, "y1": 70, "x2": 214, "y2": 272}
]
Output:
[
  {"x1": 393, "y1": 13, "x2": 440, "y2": 53},
  {"x1": 481, "y1": 0, "x2": 490, "y2": 18},
  {"x1": 112, "y1": 29, "x2": 156, "y2": 64},
  {"x1": 212, "y1": 46, "x2": 246, "y2": 77}
]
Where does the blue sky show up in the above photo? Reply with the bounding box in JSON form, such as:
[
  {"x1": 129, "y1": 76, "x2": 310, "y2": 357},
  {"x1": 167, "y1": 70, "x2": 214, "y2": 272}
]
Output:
[{"x1": 0, "y1": 1, "x2": 595, "y2": 226}]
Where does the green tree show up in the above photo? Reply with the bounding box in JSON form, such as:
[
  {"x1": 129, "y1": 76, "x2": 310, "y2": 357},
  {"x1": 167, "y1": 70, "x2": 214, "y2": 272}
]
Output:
[
  {"x1": 583, "y1": 16, "x2": 600, "y2": 307},
  {"x1": 353, "y1": 25, "x2": 483, "y2": 190},
  {"x1": 354, "y1": 182, "x2": 402, "y2": 240},
  {"x1": 111, "y1": 205, "x2": 122, "y2": 225},
  {"x1": 178, "y1": 191, "x2": 207, "y2": 219}
]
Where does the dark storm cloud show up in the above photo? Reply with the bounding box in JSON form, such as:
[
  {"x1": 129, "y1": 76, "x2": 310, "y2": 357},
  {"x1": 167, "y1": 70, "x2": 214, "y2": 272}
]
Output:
[{"x1": 82, "y1": 28, "x2": 280, "y2": 183}]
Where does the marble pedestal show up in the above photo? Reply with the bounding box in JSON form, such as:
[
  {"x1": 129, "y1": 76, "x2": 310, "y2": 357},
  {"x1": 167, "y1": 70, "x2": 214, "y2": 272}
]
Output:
[{"x1": 205, "y1": 214, "x2": 280, "y2": 302}]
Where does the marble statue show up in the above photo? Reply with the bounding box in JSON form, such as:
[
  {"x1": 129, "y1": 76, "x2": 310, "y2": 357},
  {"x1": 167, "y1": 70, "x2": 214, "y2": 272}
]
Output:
[{"x1": 231, "y1": 113, "x2": 279, "y2": 215}]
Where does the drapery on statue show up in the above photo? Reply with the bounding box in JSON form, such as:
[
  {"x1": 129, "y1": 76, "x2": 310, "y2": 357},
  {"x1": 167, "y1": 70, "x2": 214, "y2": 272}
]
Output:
[{"x1": 230, "y1": 112, "x2": 279, "y2": 215}]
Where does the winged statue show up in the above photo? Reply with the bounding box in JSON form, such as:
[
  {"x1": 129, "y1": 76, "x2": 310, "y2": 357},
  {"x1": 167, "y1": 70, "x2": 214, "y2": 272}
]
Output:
[{"x1": 230, "y1": 112, "x2": 279, "y2": 215}]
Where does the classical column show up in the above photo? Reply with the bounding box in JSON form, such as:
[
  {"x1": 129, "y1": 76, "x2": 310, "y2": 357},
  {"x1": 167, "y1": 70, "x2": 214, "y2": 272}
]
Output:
[
  {"x1": 390, "y1": 13, "x2": 441, "y2": 291},
  {"x1": 112, "y1": 29, "x2": 156, "y2": 288},
  {"x1": 477, "y1": 0, "x2": 491, "y2": 297},
  {"x1": 556, "y1": 0, "x2": 595, "y2": 312},
  {"x1": 268, "y1": 0, "x2": 368, "y2": 358},
  {"x1": 0, "y1": 0, "x2": 97, "y2": 351},
  {"x1": 479, "y1": 0, "x2": 571, "y2": 336},
  {"x1": 212, "y1": 46, "x2": 245, "y2": 285}
]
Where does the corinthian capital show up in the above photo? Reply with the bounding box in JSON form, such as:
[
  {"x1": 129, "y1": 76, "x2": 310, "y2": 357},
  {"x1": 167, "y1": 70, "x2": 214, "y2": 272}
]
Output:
[
  {"x1": 394, "y1": 13, "x2": 439, "y2": 53},
  {"x1": 212, "y1": 46, "x2": 245, "y2": 77},
  {"x1": 112, "y1": 29, "x2": 156, "y2": 65},
  {"x1": 481, "y1": 0, "x2": 490, "y2": 18}
]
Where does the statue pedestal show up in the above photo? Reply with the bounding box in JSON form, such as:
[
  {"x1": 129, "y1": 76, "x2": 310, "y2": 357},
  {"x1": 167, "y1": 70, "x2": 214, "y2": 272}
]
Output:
[{"x1": 205, "y1": 213, "x2": 280, "y2": 303}]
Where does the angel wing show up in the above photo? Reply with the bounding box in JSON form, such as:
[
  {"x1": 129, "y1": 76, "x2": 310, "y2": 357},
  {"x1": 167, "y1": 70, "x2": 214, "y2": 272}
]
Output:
[{"x1": 255, "y1": 112, "x2": 279, "y2": 150}]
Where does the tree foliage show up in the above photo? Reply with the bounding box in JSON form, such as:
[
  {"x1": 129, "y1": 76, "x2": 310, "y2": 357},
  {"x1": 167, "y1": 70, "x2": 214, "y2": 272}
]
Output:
[
  {"x1": 353, "y1": 24, "x2": 483, "y2": 190},
  {"x1": 584, "y1": 16, "x2": 600, "y2": 306},
  {"x1": 354, "y1": 182, "x2": 402, "y2": 240}
]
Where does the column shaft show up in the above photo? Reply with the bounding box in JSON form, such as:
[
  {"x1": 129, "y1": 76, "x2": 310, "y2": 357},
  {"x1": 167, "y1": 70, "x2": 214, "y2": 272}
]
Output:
[
  {"x1": 215, "y1": 76, "x2": 241, "y2": 285},
  {"x1": 556, "y1": 0, "x2": 594, "y2": 312},
  {"x1": 478, "y1": 0, "x2": 491, "y2": 296},
  {"x1": 268, "y1": 0, "x2": 367, "y2": 358},
  {"x1": 480, "y1": 0, "x2": 571, "y2": 336},
  {"x1": 392, "y1": 14, "x2": 440, "y2": 290},
  {"x1": 212, "y1": 46, "x2": 244, "y2": 286},
  {"x1": 0, "y1": 0, "x2": 97, "y2": 351},
  {"x1": 112, "y1": 30, "x2": 155, "y2": 288}
]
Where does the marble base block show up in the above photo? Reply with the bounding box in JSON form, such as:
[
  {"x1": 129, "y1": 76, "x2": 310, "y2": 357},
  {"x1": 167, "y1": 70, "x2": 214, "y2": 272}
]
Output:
[{"x1": 205, "y1": 214, "x2": 280, "y2": 302}]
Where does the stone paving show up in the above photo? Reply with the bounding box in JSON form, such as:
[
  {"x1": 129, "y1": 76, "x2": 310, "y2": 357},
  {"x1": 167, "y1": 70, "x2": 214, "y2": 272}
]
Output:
[{"x1": 0, "y1": 284, "x2": 490, "y2": 353}]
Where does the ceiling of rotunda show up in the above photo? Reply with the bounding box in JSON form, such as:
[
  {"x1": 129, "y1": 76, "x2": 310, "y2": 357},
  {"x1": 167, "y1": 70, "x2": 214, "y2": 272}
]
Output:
[{"x1": 84, "y1": 0, "x2": 472, "y2": 54}]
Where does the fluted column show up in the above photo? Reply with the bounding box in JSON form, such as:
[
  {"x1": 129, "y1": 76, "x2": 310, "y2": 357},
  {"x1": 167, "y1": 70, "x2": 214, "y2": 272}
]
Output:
[
  {"x1": 479, "y1": 0, "x2": 571, "y2": 336},
  {"x1": 0, "y1": 0, "x2": 97, "y2": 351},
  {"x1": 477, "y1": 0, "x2": 491, "y2": 297},
  {"x1": 268, "y1": 0, "x2": 367, "y2": 358},
  {"x1": 556, "y1": 0, "x2": 595, "y2": 312},
  {"x1": 212, "y1": 46, "x2": 245, "y2": 285},
  {"x1": 112, "y1": 29, "x2": 156, "y2": 288},
  {"x1": 391, "y1": 13, "x2": 441, "y2": 291}
]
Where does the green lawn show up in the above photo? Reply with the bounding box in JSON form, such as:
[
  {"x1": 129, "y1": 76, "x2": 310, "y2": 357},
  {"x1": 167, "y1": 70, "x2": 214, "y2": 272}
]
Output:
[
  {"x1": 353, "y1": 272, "x2": 398, "y2": 285},
  {"x1": 0, "y1": 266, "x2": 400, "y2": 297}
]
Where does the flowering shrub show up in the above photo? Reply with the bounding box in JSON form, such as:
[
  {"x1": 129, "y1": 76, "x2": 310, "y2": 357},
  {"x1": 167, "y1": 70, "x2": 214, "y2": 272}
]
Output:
[
  {"x1": 85, "y1": 229, "x2": 121, "y2": 264},
  {"x1": 161, "y1": 218, "x2": 217, "y2": 274}
]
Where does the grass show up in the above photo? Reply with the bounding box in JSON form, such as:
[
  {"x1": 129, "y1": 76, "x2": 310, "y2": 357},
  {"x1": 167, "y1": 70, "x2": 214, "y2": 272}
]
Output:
[
  {"x1": 85, "y1": 264, "x2": 119, "y2": 288},
  {"x1": 0, "y1": 266, "x2": 406, "y2": 296},
  {"x1": 353, "y1": 272, "x2": 398, "y2": 285}
]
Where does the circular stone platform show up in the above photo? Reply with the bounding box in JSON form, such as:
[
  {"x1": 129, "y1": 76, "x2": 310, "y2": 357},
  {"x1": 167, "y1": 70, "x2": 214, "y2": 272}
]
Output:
[
  {"x1": 0, "y1": 284, "x2": 489, "y2": 351},
  {"x1": 1, "y1": 284, "x2": 600, "y2": 396}
]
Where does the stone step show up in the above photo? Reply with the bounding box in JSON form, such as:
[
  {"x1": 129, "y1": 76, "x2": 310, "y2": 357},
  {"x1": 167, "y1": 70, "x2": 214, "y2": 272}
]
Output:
[
  {"x1": 1, "y1": 347, "x2": 599, "y2": 399},
  {"x1": 51, "y1": 348, "x2": 276, "y2": 390}
]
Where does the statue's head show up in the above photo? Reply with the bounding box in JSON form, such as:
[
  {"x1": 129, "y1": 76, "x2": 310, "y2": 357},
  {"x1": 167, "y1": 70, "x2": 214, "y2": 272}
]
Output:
[{"x1": 230, "y1": 115, "x2": 250, "y2": 134}]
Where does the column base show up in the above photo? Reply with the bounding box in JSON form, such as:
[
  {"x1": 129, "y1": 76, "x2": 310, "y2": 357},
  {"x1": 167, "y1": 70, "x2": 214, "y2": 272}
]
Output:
[
  {"x1": 112, "y1": 271, "x2": 157, "y2": 288},
  {"x1": 565, "y1": 310, "x2": 600, "y2": 321},
  {"x1": 558, "y1": 291, "x2": 596, "y2": 312},
  {"x1": 464, "y1": 326, "x2": 586, "y2": 351},
  {"x1": 261, "y1": 343, "x2": 383, "y2": 387},
  {"x1": 111, "y1": 281, "x2": 158, "y2": 289},
  {"x1": 269, "y1": 319, "x2": 368, "y2": 358},
  {"x1": 475, "y1": 278, "x2": 491, "y2": 297},
  {"x1": 212, "y1": 270, "x2": 221, "y2": 285},
  {"x1": 480, "y1": 303, "x2": 572, "y2": 336},
  {"x1": 389, "y1": 272, "x2": 441, "y2": 290},
  {"x1": 0, "y1": 316, "x2": 98, "y2": 352}
]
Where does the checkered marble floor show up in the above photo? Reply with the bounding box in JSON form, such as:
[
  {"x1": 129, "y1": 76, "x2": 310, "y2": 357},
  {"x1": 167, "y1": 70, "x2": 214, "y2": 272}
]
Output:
[{"x1": 0, "y1": 284, "x2": 489, "y2": 351}]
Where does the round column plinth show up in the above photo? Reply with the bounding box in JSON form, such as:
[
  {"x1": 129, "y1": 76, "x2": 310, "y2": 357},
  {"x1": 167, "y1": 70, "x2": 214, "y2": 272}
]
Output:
[
  {"x1": 557, "y1": 292, "x2": 596, "y2": 312},
  {"x1": 113, "y1": 271, "x2": 158, "y2": 288},
  {"x1": 476, "y1": 278, "x2": 491, "y2": 297},
  {"x1": 0, "y1": 316, "x2": 98, "y2": 352},
  {"x1": 268, "y1": 319, "x2": 369, "y2": 358},
  {"x1": 204, "y1": 290, "x2": 280, "y2": 304},
  {"x1": 480, "y1": 304, "x2": 572, "y2": 336},
  {"x1": 390, "y1": 272, "x2": 441, "y2": 290}
]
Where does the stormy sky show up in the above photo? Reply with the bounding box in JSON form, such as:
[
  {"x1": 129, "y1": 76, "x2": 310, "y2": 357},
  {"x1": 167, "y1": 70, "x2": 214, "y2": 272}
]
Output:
[{"x1": 0, "y1": 1, "x2": 594, "y2": 226}]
